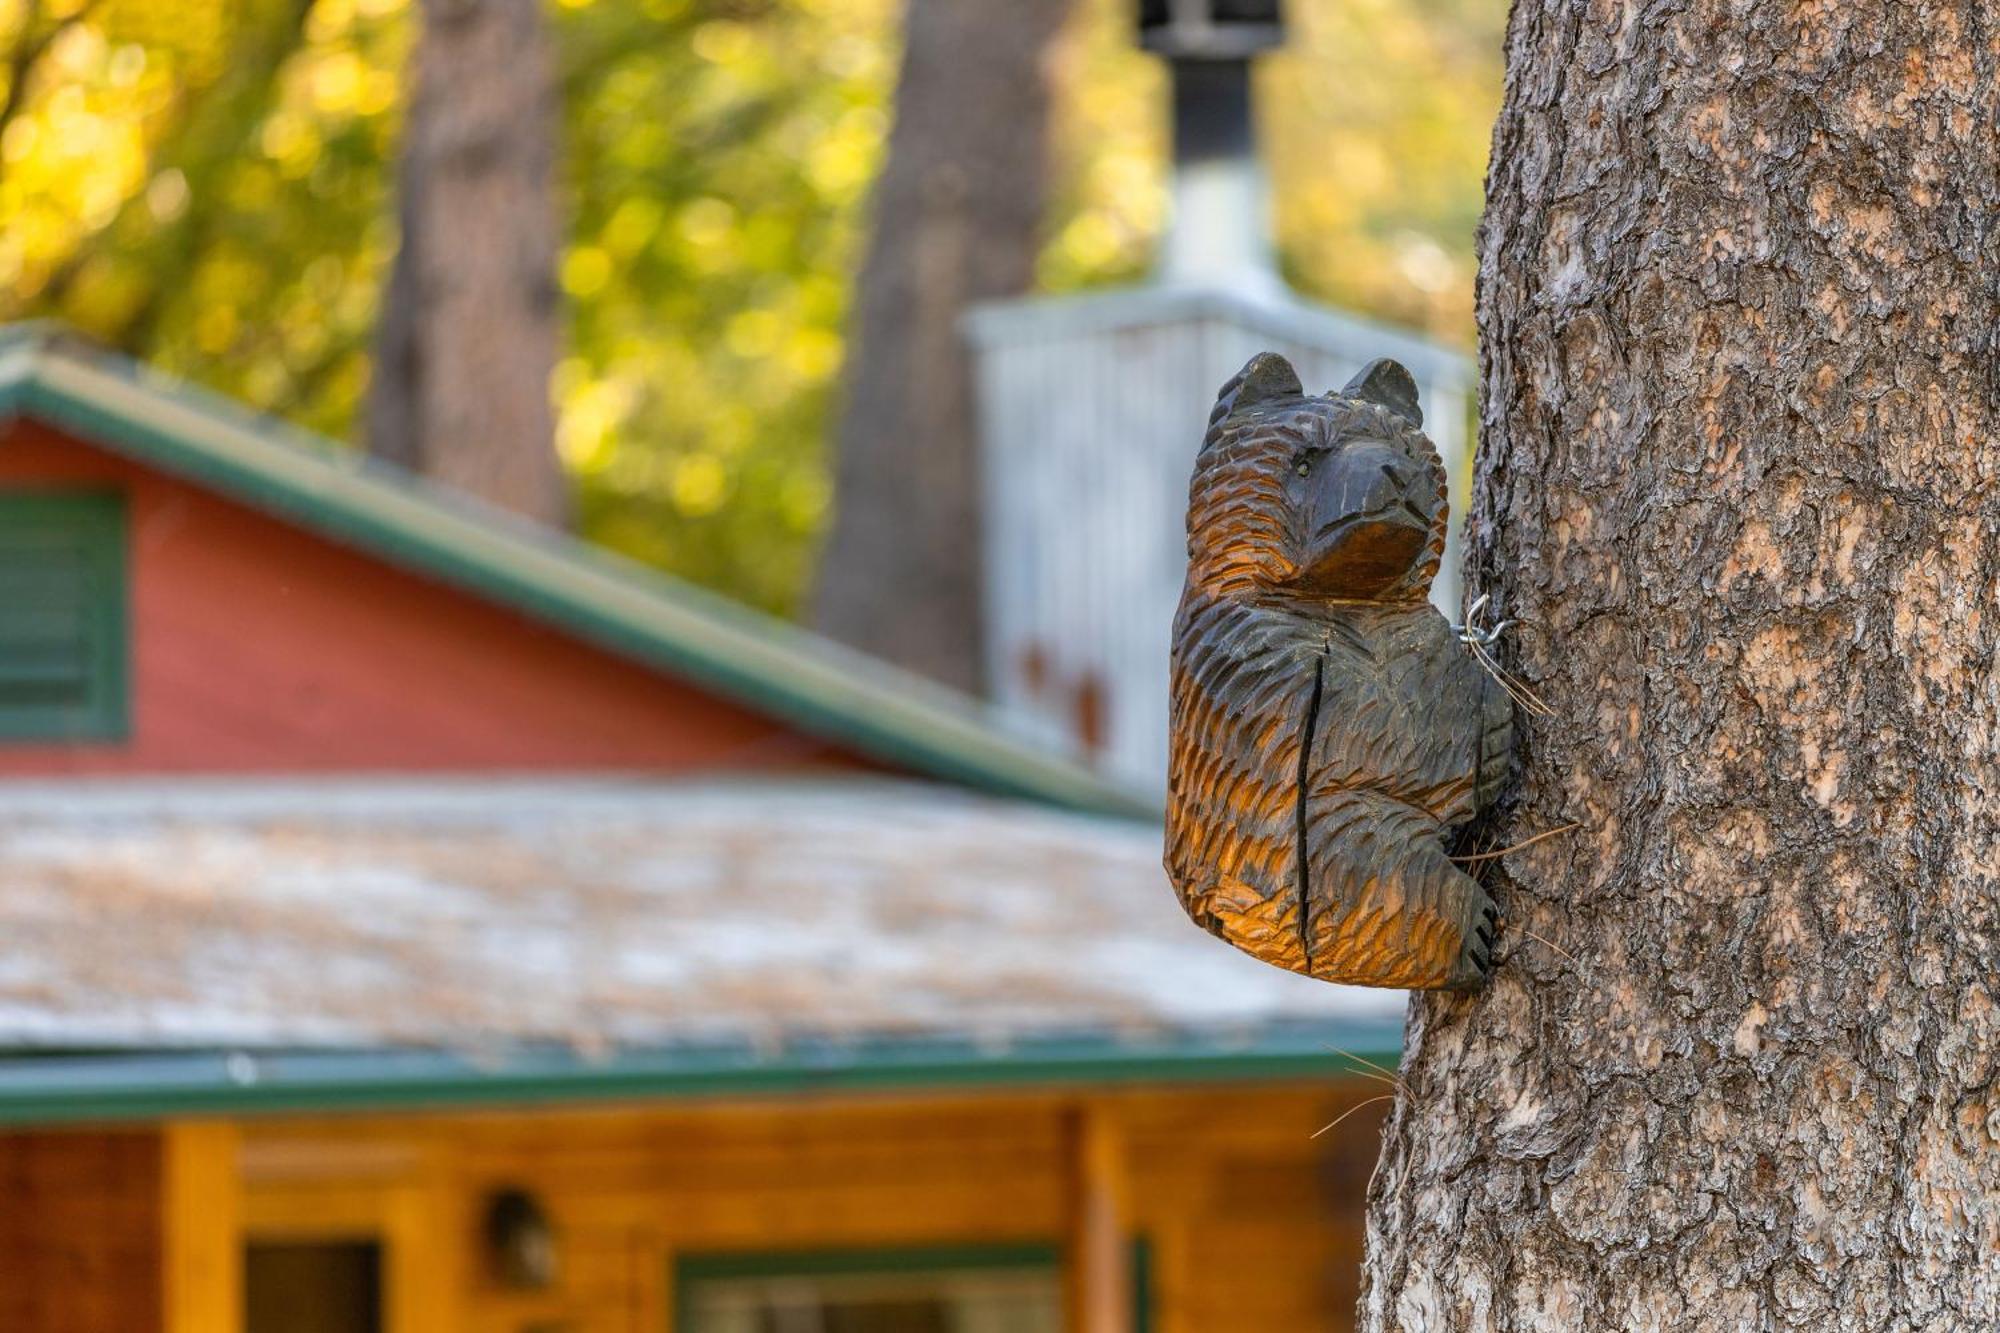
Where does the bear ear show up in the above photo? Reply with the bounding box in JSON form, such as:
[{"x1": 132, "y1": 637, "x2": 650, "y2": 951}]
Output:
[
  {"x1": 1210, "y1": 352, "x2": 1302, "y2": 427},
  {"x1": 1340, "y1": 358, "x2": 1423, "y2": 428}
]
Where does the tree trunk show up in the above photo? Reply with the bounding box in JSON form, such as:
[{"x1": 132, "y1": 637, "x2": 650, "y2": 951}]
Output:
[
  {"x1": 1361, "y1": 4, "x2": 2000, "y2": 1329},
  {"x1": 811, "y1": 0, "x2": 1071, "y2": 694},
  {"x1": 367, "y1": 0, "x2": 566, "y2": 527}
]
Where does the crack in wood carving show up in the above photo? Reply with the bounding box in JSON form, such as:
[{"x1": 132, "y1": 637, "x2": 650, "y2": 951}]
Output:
[{"x1": 1295, "y1": 651, "x2": 1326, "y2": 974}]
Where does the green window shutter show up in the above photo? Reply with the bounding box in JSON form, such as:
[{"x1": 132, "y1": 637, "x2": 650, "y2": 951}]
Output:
[{"x1": 0, "y1": 492, "x2": 129, "y2": 742}]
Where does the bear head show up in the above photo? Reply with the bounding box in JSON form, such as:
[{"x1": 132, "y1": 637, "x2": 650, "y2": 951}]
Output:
[{"x1": 1184, "y1": 353, "x2": 1447, "y2": 606}]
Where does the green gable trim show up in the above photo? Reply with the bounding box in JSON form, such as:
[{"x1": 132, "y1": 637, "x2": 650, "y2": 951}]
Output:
[
  {"x1": 0, "y1": 1022, "x2": 1404, "y2": 1128},
  {"x1": 0, "y1": 328, "x2": 1155, "y2": 818},
  {"x1": 0, "y1": 490, "x2": 128, "y2": 743}
]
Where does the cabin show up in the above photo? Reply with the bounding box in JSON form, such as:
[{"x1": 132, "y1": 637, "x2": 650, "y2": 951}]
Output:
[{"x1": 0, "y1": 326, "x2": 1402, "y2": 1333}]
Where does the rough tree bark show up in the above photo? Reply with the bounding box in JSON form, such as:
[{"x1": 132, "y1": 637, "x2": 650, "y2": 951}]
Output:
[
  {"x1": 1361, "y1": 4, "x2": 2000, "y2": 1329},
  {"x1": 368, "y1": 0, "x2": 567, "y2": 527},
  {"x1": 811, "y1": 0, "x2": 1072, "y2": 694}
]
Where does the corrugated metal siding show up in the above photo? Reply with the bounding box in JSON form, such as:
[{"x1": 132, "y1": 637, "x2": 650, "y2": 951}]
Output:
[{"x1": 969, "y1": 290, "x2": 1470, "y2": 791}]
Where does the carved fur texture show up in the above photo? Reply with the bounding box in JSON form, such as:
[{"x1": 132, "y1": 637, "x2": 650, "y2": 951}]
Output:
[{"x1": 1165, "y1": 353, "x2": 1513, "y2": 990}]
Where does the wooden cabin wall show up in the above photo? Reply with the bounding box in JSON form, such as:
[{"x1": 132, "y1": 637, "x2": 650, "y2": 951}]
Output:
[
  {"x1": 0, "y1": 1122, "x2": 239, "y2": 1333},
  {"x1": 0, "y1": 1129, "x2": 164, "y2": 1332},
  {"x1": 235, "y1": 1080, "x2": 1389, "y2": 1333},
  {"x1": 0, "y1": 421, "x2": 866, "y2": 777}
]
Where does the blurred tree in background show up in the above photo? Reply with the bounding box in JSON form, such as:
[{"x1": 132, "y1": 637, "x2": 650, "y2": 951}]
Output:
[
  {"x1": 0, "y1": 0, "x2": 1502, "y2": 616},
  {"x1": 812, "y1": 0, "x2": 1072, "y2": 694},
  {"x1": 369, "y1": 0, "x2": 567, "y2": 527}
]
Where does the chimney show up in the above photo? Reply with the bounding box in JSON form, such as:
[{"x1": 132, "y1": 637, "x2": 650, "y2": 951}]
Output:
[
  {"x1": 964, "y1": 0, "x2": 1472, "y2": 791},
  {"x1": 1138, "y1": 0, "x2": 1286, "y2": 291}
]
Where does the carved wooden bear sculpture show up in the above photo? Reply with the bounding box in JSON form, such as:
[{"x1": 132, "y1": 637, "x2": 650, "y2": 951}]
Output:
[{"x1": 1165, "y1": 352, "x2": 1512, "y2": 990}]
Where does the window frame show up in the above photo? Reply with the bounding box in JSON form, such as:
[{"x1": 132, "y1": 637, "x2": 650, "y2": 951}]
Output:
[
  {"x1": 0, "y1": 489, "x2": 130, "y2": 743},
  {"x1": 244, "y1": 1237, "x2": 385, "y2": 1333},
  {"x1": 672, "y1": 1240, "x2": 1152, "y2": 1333}
]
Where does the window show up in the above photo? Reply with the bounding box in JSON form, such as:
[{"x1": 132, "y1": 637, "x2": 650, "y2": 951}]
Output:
[
  {"x1": 677, "y1": 1246, "x2": 1064, "y2": 1333},
  {"x1": 0, "y1": 492, "x2": 128, "y2": 741},
  {"x1": 245, "y1": 1241, "x2": 383, "y2": 1333}
]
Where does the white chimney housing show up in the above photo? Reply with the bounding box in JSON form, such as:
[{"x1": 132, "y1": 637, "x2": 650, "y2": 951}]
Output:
[{"x1": 964, "y1": 284, "x2": 1472, "y2": 794}]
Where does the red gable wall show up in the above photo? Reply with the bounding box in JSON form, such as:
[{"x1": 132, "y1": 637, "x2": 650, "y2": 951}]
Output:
[{"x1": 0, "y1": 421, "x2": 865, "y2": 776}]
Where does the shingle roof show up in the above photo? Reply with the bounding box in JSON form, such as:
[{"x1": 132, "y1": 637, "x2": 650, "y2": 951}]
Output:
[
  {"x1": 0, "y1": 324, "x2": 1155, "y2": 818},
  {"x1": 0, "y1": 777, "x2": 1399, "y2": 1058}
]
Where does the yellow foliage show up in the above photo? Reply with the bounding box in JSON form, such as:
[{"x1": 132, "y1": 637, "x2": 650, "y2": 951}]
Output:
[{"x1": 0, "y1": 0, "x2": 1504, "y2": 614}]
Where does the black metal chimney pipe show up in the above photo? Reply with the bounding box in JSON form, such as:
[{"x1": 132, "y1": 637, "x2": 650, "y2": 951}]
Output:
[
  {"x1": 1137, "y1": 0, "x2": 1286, "y2": 286},
  {"x1": 1169, "y1": 59, "x2": 1254, "y2": 168},
  {"x1": 1138, "y1": 0, "x2": 1285, "y2": 60}
]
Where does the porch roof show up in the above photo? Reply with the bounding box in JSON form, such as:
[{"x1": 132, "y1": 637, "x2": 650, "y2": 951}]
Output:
[{"x1": 0, "y1": 778, "x2": 1403, "y2": 1122}]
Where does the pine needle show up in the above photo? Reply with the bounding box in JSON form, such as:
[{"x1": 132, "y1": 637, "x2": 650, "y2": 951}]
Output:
[
  {"x1": 1311, "y1": 1095, "x2": 1397, "y2": 1140},
  {"x1": 1510, "y1": 924, "x2": 1579, "y2": 968},
  {"x1": 1451, "y1": 822, "x2": 1584, "y2": 864},
  {"x1": 1472, "y1": 641, "x2": 1551, "y2": 717},
  {"x1": 1319, "y1": 1045, "x2": 1405, "y2": 1093},
  {"x1": 1324, "y1": 1045, "x2": 1406, "y2": 1088},
  {"x1": 1469, "y1": 639, "x2": 1555, "y2": 717}
]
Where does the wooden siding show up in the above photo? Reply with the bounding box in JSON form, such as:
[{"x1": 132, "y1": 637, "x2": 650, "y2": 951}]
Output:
[
  {"x1": 236, "y1": 1081, "x2": 1389, "y2": 1333},
  {"x1": 0, "y1": 1129, "x2": 164, "y2": 1332},
  {"x1": 0, "y1": 1123, "x2": 237, "y2": 1333},
  {"x1": 0, "y1": 422, "x2": 865, "y2": 775}
]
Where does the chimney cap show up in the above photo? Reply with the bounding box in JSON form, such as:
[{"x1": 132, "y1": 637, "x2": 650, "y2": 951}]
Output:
[{"x1": 1138, "y1": 0, "x2": 1285, "y2": 60}]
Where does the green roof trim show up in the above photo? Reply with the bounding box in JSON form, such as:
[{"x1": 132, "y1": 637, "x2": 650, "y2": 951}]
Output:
[
  {"x1": 0, "y1": 1022, "x2": 1403, "y2": 1127},
  {"x1": 0, "y1": 326, "x2": 1156, "y2": 818}
]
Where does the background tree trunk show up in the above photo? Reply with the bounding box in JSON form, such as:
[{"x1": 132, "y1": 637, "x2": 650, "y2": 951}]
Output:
[
  {"x1": 810, "y1": 0, "x2": 1072, "y2": 694},
  {"x1": 1361, "y1": 4, "x2": 2000, "y2": 1329},
  {"x1": 367, "y1": 0, "x2": 567, "y2": 527}
]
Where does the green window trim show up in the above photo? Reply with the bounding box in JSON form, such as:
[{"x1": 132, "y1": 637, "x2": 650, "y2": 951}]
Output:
[
  {"x1": 0, "y1": 490, "x2": 129, "y2": 743},
  {"x1": 673, "y1": 1239, "x2": 1153, "y2": 1332}
]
